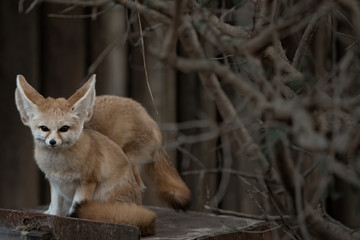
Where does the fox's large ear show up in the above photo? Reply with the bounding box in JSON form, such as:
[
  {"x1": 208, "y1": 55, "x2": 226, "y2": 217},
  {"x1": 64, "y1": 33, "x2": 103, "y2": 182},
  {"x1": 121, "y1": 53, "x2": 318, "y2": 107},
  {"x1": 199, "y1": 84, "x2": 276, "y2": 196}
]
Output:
[
  {"x1": 15, "y1": 75, "x2": 44, "y2": 126},
  {"x1": 68, "y1": 75, "x2": 96, "y2": 122}
]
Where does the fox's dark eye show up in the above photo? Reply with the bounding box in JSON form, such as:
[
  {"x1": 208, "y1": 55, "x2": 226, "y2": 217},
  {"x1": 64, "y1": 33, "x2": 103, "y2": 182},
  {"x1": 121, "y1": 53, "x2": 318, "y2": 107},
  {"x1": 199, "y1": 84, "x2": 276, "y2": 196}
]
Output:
[
  {"x1": 59, "y1": 126, "x2": 69, "y2": 132},
  {"x1": 40, "y1": 126, "x2": 49, "y2": 132}
]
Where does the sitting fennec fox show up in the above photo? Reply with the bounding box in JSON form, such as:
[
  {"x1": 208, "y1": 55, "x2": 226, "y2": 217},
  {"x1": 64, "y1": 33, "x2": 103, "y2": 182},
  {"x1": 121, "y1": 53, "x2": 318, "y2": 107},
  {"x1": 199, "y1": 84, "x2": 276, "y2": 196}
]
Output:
[{"x1": 15, "y1": 75, "x2": 190, "y2": 236}]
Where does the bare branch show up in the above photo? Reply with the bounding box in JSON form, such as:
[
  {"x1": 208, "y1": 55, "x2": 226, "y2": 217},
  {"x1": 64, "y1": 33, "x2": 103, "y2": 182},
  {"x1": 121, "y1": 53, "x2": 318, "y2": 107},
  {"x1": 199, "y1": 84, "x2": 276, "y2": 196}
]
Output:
[
  {"x1": 204, "y1": 205, "x2": 291, "y2": 221},
  {"x1": 115, "y1": 0, "x2": 171, "y2": 25},
  {"x1": 158, "y1": 0, "x2": 185, "y2": 59},
  {"x1": 42, "y1": 0, "x2": 111, "y2": 7},
  {"x1": 273, "y1": 137, "x2": 360, "y2": 240},
  {"x1": 330, "y1": 159, "x2": 360, "y2": 189},
  {"x1": 292, "y1": 15, "x2": 321, "y2": 68}
]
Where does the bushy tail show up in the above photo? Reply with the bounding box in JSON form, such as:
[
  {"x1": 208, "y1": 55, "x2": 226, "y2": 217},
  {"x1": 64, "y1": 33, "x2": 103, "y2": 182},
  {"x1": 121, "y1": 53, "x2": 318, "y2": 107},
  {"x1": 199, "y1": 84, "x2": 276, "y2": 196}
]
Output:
[
  {"x1": 143, "y1": 148, "x2": 191, "y2": 210},
  {"x1": 72, "y1": 201, "x2": 157, "y2": 236}
]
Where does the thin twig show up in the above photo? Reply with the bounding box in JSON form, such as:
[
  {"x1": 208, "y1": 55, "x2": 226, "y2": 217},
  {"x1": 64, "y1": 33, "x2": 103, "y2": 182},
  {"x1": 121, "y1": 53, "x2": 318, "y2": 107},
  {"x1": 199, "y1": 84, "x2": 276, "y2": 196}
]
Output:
[
  {"x1": 48, "y1": 3, "x2": 115, "y2": 19},
  {"x1": 115, "y1": 0, "x2": 171, "y2": 25},
  {"x1": 135, "y1": 0, "x2": 159, "y2": 115},
  {"x1": 44, "y1": 0, "x2": 110, "y2": 7},
  {"x1": 292, "y1": 15, "x2": 321, "y2": 68},
  {"x1": 208, "y1": 134, "x2": 232, "y2": 207},
  {"x1": 204, "y1": 205, "x2": 291, "y2": 221},
  {"x1": 25, "y1": 0, "x2": 42, "y2": 14},
  {"x1": 158, "y1": 0, "x2": 185, "y2": 59},
  {"x1": 182, "y1": 168, "x2": 266, "y2": 180},
  {"x1": 330, "y1": 159, "x2": 360, "y2": 189},
  {"x1": 87, "y1": 32, "x2": 128, "y2": 77}
]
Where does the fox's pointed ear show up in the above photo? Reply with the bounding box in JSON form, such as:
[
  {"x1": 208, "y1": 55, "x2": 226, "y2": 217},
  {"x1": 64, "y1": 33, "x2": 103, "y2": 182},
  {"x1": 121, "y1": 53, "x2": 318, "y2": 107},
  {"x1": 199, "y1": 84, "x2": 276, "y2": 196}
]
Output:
[
  {"x1": 15, "y1": 75, "x2": 44, "y2": 126},
  {"x1": 68, "y1": 75, "x2": 96, "y2": 122}
]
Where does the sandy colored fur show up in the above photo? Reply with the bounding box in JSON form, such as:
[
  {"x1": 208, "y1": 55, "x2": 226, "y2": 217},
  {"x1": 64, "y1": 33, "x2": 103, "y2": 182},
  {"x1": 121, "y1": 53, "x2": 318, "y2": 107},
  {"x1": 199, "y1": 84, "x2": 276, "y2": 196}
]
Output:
[
  {"x1": 86, "y1": 95, "x2": 191, "y2": 209},
  {"x1": 75, "y1": 201, "x2": 157, "y2": 236},
  {"x1": 86, "y1": 95, "x2": 162, "y2": 164},
  {"x1": 145, "y1": 148, "x2": 191, "y2": 209}
]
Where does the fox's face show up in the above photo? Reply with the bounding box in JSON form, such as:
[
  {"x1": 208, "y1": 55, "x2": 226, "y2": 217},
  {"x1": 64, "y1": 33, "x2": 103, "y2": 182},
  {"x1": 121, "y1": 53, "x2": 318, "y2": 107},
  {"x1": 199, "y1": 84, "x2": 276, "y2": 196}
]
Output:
[
  {"x1": 15, "y1": 75, "x2": 96, "y2": 151},
  {"x1": 28, "y1": 99, "x2": 83, "y2": 149}
]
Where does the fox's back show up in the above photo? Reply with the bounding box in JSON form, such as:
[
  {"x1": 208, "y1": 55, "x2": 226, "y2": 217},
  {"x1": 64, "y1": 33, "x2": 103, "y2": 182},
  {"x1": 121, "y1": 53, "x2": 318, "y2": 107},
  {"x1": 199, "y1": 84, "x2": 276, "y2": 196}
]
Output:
[{"x1": 85, "y1": 96, "x2": 162, "y2": 159}]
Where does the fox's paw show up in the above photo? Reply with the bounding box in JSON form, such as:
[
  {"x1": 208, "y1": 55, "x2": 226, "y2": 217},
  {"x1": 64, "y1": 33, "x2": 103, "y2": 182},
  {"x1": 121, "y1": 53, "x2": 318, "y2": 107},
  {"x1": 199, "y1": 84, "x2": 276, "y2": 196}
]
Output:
[{"x1": 66, "y1": 201, "x2": 85, "y2": 218}]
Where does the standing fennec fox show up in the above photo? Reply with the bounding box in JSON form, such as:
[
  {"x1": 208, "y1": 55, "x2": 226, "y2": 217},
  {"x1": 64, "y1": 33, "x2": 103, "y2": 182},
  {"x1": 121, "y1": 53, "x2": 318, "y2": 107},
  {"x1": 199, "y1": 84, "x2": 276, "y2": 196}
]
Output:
[{"x1": 15, "y1": 75, "x2": 190, "y2": 236}]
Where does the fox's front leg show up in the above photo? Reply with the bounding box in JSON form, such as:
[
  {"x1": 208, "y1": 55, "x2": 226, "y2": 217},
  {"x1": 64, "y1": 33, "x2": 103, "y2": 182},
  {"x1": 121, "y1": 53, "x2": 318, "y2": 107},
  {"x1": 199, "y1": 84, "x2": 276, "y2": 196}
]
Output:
[
  {"x1": 45, "y1": 182, "x2": 66, "y2": 215},
  {"x1": 68, "y1": 182, "x2": 96, "y2": 216}
]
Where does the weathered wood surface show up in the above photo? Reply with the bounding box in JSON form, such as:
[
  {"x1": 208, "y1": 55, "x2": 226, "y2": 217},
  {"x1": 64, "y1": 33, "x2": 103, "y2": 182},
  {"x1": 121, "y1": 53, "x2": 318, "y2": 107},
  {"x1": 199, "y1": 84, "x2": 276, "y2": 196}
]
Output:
[
  {"x1": 0, "y1": 207, "x2": 272, "y2": 240},
  {"x1": 0, "y1": 208, "x2": 139, "y2": 240},
  {"x1": 0, "y1": 0, "x2": 40, "y2": 210},
  {"x1": 146, "y1": 207, "x2": 271, "y2": 240}
]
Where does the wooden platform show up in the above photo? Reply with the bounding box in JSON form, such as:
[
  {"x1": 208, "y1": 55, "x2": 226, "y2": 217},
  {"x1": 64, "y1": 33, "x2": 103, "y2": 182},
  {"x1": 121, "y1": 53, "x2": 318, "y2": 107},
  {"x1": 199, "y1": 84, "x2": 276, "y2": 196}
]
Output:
[
  {"x1": 146, "y1": 207, "x2": 271, "y2": 240},
  {"x1": 0, "y1": 207, "x2": 272, "y2": 239}
]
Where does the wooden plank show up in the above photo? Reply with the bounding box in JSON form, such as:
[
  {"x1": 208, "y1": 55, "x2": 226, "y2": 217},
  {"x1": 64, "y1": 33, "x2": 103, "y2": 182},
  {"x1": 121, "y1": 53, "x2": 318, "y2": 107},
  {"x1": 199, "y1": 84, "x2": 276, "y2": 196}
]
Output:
[
  {"x1": 89, "y1": 5, "x2": 128, "y2": 96},
  {"x1": 146, "y1": 207, "x2": 272, "y2": 240},
  {"x1": 0, "y1": 226, "x2": 53, "y2": 240},
  {"x1": 41, "y1": 4, "x2": 86, "y2": 98},
  {"x1": 0, "y1": 207, "x2": 272, "y2": 240},
  {"x1": 0, "y1": 208, "x2": 139, "y2": 240},
  {"x1": 177, "y1": 70, "x2": 218, "y2": 210},
  {"x1": 0, "y1": 0, "x2": 40, "y2": 209}
]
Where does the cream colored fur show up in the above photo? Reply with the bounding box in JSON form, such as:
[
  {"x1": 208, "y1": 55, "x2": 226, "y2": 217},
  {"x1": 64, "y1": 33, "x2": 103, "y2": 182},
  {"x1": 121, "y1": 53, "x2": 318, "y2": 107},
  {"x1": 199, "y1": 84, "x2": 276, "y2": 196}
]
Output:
[
  {"x1": 86, "y1": 96, "x2": 191, "y2": 209},
  {"x1": 74, "y1": 201, "x2": 157, "y2": 236}
]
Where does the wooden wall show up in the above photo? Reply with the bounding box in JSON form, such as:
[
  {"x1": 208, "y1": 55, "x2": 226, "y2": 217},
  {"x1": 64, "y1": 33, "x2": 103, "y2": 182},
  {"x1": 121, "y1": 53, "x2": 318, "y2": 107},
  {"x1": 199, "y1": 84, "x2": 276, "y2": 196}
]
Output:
[
  {"x1": 0, "y1": 2, "x2": 220, "y2": 211},
  {"x1": 0, "y1": 0, "x2": 40, "y2": 209}
]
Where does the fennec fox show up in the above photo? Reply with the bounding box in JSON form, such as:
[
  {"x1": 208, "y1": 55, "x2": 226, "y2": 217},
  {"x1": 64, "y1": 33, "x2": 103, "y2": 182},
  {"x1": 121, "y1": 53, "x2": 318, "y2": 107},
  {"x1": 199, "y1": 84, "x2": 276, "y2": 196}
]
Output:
[{"x1": 15, "y1": 75, "x2": 190, "y2": 236}]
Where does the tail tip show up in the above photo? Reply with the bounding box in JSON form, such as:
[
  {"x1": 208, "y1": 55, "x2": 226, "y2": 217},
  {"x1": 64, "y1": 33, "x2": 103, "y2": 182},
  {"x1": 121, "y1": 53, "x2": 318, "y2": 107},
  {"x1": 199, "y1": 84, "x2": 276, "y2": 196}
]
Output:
[
  {"x1": 172, "y1": 198, "x2": 191, "y2": 211},
  {"x1": 160, "y1": 189, "x2": 191, "y2": 211},
  {"x1": 140, "y1": 216, "x2": 157, "y2": 236}
]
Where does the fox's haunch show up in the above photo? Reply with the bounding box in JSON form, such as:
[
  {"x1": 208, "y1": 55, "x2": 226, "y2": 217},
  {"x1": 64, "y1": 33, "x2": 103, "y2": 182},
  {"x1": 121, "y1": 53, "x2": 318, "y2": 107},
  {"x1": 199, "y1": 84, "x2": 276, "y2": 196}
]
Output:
[{"x1": 87, "y1": 95, "x2": 191, "y2": 210}]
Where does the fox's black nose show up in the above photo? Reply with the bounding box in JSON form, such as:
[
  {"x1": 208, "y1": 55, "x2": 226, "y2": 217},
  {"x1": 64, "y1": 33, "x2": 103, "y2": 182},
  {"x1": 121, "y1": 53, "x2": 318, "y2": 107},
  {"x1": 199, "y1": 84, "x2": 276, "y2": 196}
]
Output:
[{"x1": 49, "y1": 139, "x2": 57, "y2": 146}]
